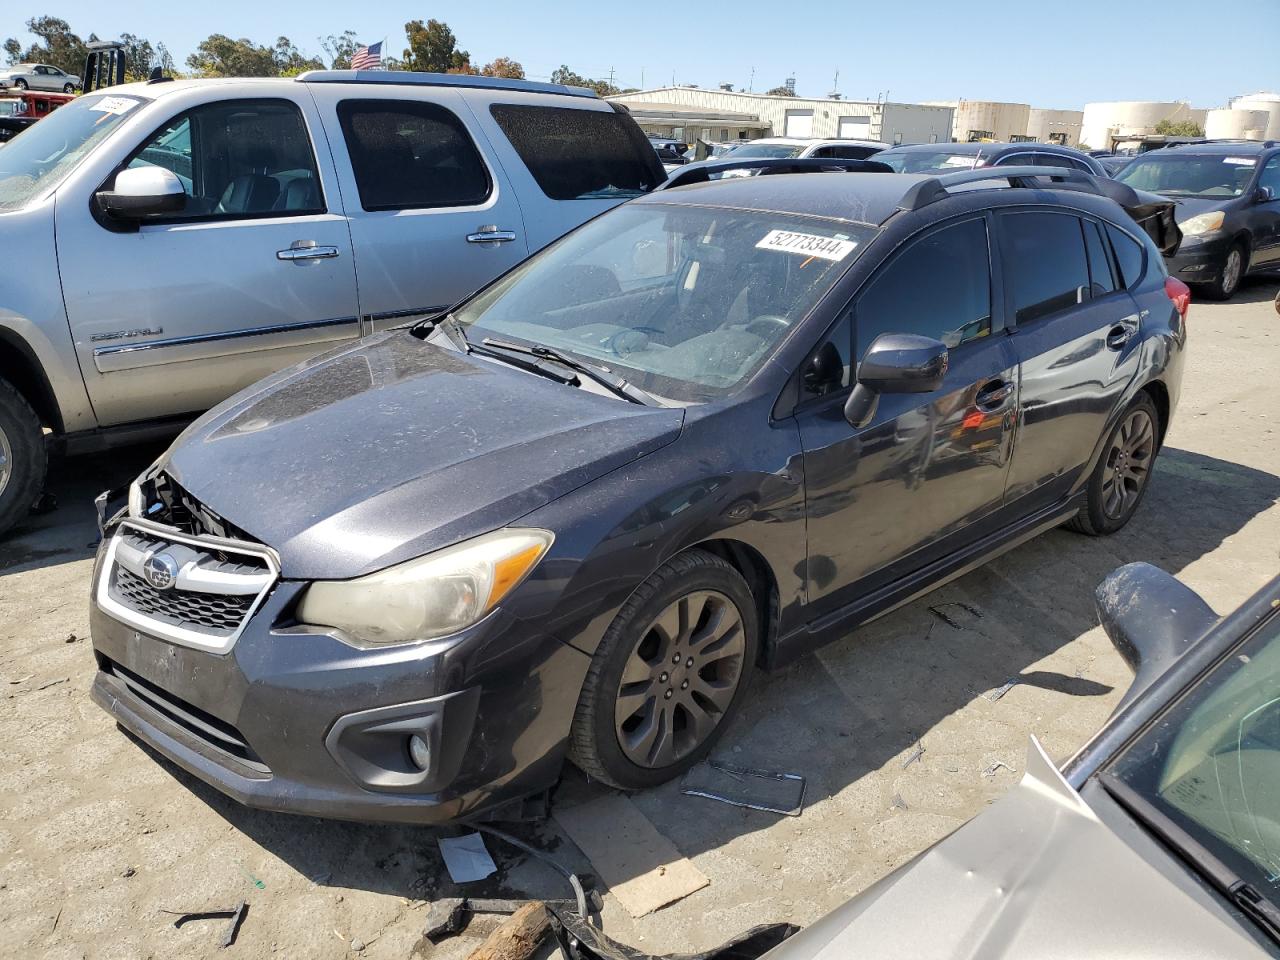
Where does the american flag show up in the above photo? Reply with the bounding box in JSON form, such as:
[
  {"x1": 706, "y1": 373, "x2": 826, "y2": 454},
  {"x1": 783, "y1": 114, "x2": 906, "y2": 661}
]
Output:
[{"x1": 350, "y1": 41, "x2": 382, "y2": 71}]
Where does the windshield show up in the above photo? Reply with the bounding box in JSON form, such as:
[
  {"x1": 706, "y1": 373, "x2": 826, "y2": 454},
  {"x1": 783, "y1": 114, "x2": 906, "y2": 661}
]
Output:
[
  {"x1": 453, "y1": 204, "x2": 876, "y2": 402},
  {"x1": 1109, "y1": 613, "x2": 1280, "y2": 898},
  {"x1": 0, "y1": 93, "x2": 144, "y2": 212},
  {"x1": 725, "y1": 143, "x2": 805, "y2": 160},
  {"x1": 878, "y1": 150, "x2": 984, "y2": 173},
  {"x1": 1117, "y1": 154, "x2": 1258, "y2": 198}
]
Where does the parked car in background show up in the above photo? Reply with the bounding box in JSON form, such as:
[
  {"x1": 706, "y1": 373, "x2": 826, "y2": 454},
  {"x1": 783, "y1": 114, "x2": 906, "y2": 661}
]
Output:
[
  {"x1": 766, "y1": 564, "x2": 1280, "y2": 960},
  {"x1": 877, "y1": 140, "x2": 1108, "y2": 177},
  {"x1": 0, "y1": 62, "x2": 80, "y2": 93},
  {"x1": 712, "y1": 137, "x2": 889, "y2": 176},
  {"x1": 0, "y1": 71, "x2": 665, "y2": 537},
  {"x1": 1097, "y1": 153, "x2": 1135, "y2": 176},
  {"x1": 649, "y1": 136, "x2": 691, "y2": 173},
  {"x1": 1116, "y1": 140, "x2": 1280, "y2": 300},
  {"x1": 90, "y1": 161, "x2": 1185, "y2": 825},
  {"x1": 0, "y1": 90, "x2": 76, "y2": 143}
]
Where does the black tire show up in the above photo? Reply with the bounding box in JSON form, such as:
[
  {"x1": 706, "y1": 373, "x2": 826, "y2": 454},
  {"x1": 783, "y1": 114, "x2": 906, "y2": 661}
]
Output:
[
  {"x1": 62, "y1": 83, "x2": 75, "y2": 93},
  {"x1": 569, "y1": 549, "x2": 759, "y2": 790},
  {"x1": 14, "y1": 79, "x2": 27, "y2": 91},
  {"x1": 1068, "y1": 392, "x2": 1159, "y2": 536},
  {"x1": 0, "y1": 378, "x2": 47, "y2": 539},
  {"x1": 1201, "y1": 242, "x2": 1245, "y2": 301}
]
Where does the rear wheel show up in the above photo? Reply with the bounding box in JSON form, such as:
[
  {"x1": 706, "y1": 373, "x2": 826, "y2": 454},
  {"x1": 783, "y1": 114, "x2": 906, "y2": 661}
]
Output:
[
  {"x1": 1202, "y1": 243, "x2": 1245, "y2": 301},
  {"x1": 13, "y1": 79, "x2": 27, "y2": 91},
  {"x1": 1068, "y1": 392, "x2": 1159, "y2": 536},
  {"x1": 569, "y1": 550, "x2": 758, "y2": 789},
  {"x1": 0, "y1": 378, "x2": 47, "y2": 539},
  {"x1": 62, "y1": 82, "x2": 75, "y2": 93}
]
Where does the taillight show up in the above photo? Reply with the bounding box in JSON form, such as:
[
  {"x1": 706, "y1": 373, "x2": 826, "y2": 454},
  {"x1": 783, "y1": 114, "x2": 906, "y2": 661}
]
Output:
[{"x1": 1165, "y1": 276, "x2": 1191, "y2": 320}]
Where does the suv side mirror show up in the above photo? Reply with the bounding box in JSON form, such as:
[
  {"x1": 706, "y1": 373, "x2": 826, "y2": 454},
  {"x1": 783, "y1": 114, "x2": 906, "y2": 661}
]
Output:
[
  {"x1": 1257, "y1": 185, "x2": 1276, "y2": 203},
  {"x1": 844, "y1": 333, "x2": 948, "y2": 428},
  {"x1": 96, "y1": 167, "x2": 186, "y2": 220}
]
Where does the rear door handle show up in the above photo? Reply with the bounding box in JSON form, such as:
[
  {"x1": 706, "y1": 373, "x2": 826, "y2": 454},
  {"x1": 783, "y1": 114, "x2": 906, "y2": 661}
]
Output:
[
  {"x1": 467, "y1": 226, "x2": 517, "y2": 244},
  {"x1": 1106, "y1": 313, "x2": 1140, "y2": 350},
  {"x1": 975, "y1": 379, "x2": 1014, "y2": 411},
  {"x1": 277, "y1": 242, "x2": 339, "y2": 262}
]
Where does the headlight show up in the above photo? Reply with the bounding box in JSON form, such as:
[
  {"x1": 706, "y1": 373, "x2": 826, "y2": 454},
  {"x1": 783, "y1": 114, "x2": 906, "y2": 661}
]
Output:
[
  {"x1": 1180, "y1": 211, "x2": 1225, "y2": 236},
  {"x1": 296, "y1": 528, "x2": 554, "y2": 646},
  {"x1": 127, "y1": 480, "x2": 144, "y2": 518}
]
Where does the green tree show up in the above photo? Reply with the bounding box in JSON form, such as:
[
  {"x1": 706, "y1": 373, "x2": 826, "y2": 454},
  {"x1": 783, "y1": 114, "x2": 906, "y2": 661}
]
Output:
[
  {"x1": 480, "y1": 56, "x2": 524, "y2": 79},
  {"x1": 4, "y1": 16, "x2": 90, "y2": 74},
  {"x1": 402, "y1": 19, "x2": 469, "y2": 73},
  {"x1": 765, "y1": 84, "x2": 796, "y2": 97},
  {"x1": 186, "y1": 34, "x2": 321, "y2": 77},
  {"x1": 3, "y1": 38, "x2": 22, "y2": 65},
  {"x1": 1154, "y1": 118, "x2": 1204, "y2": 137},
  {"x1": 273, "y1": 36, "x2": 325, "y2": 76},
  {"x1": 118, "y1": 33, "x2": 177, "y2": 81},
  {"x1": 320, "y1": 30, "x2": 360, "y2": 69},
  {"x1": 550, "y1": 64, "x2": 618, "y2": 97}
]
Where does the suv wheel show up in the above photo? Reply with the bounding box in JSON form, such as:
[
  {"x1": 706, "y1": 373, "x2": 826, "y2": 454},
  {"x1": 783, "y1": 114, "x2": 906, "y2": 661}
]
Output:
[
  {"x1": 569, "y1": 550, "x2": 758, "y2": 789},
  {"x1": 0, "y1": 378, "x2": 47, "y2": 539},
  {"x1": 1068, "y1": 392, "x2": 1159, "y2": 536},
  {"x1": 1204, "y1": 243, "x2": 1245, "y2": 301}
]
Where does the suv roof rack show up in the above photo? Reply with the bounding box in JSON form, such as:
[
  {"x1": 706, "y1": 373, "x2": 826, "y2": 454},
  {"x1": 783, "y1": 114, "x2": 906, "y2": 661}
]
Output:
[
  {"x1": 295, "y1": 69, "x2": 598, "y2": 99},
  {"x1": 1166, "y1": 138, "x2": 1278, "y2": 149},
  {"x1": 898, "y1": 165, "x2": 1140, "y2": 212},
  {"x1": 659, "y1": 156, "x2": 894, "y2": 190}
]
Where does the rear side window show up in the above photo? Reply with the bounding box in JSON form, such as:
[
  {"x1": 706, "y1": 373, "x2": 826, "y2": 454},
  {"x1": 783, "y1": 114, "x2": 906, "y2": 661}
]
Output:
[
  {"x1": 1106, "y1": 223, "x2": 1146, "y2": 288},
  {"x1": 856, "y1": 217, "x2": 992, "y2": 356},
  {"x1": 1083, "y1": 220, "x2": 1117, "y2": 296},
  {"x1": 1001, "y1": 212, "x2": 1089, "y2": 324},
  {"x1": 490, "y1": 104, "x2": 663, "y2": 200},
  {"x1": 337, "y1": 100, "x2": 490, "y2": 211}
]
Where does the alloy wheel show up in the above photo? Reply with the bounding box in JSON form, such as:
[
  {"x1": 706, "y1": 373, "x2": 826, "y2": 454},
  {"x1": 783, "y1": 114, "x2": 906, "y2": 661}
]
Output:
[
  {"x1": 1222, "y1": 248, "x2": 1242, "y2": 297},
  {"x1": 614, "y1": 590, "x2": 746, "y2": 768},
  {"x1": 1102, "y1": 408, "x2": 1155, "y2": 520},
  {"x1": 0, "y1": 423, "x2": 11, "y2": 500}
]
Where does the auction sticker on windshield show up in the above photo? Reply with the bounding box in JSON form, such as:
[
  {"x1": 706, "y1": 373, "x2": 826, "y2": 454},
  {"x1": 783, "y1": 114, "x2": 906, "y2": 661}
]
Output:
[
  {"x1": 1223, "y1": 157, "x2": 1257, "y2": 166},
  {"x1": 756, "y1": 229, "x2": 857, "y2": 261},
  {"x1": 88, "y1": 96, "x2": 137, "y2": 116}
]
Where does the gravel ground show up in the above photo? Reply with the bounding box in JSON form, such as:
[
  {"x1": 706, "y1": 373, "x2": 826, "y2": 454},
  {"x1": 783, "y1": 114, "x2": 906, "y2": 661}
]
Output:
[{"x1": 2, "y1": 279, "x2": 1278, "y2": 960}]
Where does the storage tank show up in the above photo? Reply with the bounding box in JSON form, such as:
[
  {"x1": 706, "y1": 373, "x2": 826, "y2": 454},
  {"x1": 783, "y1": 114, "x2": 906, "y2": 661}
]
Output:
[
  {"x1": 1080, "y1": 100, "x2": 1200, "y2": 151},
  {"x1": 1205, "y1": 108, "x2": 1269, "y2": 141},
  {"x1": 1230, "y1": 92, "x2": 1280, "y2": 139}
]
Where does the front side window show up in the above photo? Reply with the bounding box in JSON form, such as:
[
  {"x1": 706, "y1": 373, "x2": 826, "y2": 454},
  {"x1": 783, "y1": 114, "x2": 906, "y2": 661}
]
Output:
[
  {"x1": 1117, "y1": 153, "x2": 1259, "y2": 198},
  {"x1": 454, "y1": 204, "x2": 877, "y2": 402},
  {"x1": 490, "y1": 104, "x2": 662, "y2": 201},
  {"x1": 855, "y1": 217, "x2": 992, "y2": 356},
  {"x1": 1001, "y1": 212, "x2": 1090, "y2": 324},
  {"x1": 127, "y1": 99, "x2": 323, "y2": 219},
  {"x1": 338, "y1": 99, "x2": 490, "y2": 211},
  {"x1": 0, "y1": 93, "x2": 144, "y2": 212},
  {"x1": 1258, "y1": 156, "x2": 1280, "y2": 195},
  {"x1": 1107, "y1": 615, "x2": 1280, "y2": 910}
]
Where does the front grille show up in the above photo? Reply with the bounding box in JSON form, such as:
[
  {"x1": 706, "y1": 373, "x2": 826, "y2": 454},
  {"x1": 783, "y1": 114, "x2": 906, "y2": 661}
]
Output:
[
  {"x1": 112, "y1": 566, "x2": 253, "y2": 635},
  {"x1": 105, "y1": 658, "x2": 269, "y2": 774},
  {"x1": 139, "y1": 472, "x2": 258, "y2": 544}
]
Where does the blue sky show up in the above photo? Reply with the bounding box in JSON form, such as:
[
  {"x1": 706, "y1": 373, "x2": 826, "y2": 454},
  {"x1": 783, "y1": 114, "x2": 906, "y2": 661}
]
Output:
[{"x1": 5, "y1": 1, "x2": 1278, "y2": 109}]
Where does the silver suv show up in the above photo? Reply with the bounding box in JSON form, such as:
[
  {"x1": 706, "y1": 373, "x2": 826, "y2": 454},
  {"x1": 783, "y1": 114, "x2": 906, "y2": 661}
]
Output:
[{"x1": 0, "y1": 71, "x2": 664, "y2": 535}]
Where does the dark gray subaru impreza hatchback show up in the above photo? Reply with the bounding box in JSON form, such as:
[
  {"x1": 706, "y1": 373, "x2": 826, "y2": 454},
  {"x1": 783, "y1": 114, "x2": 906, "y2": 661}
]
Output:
[{"x1": 90, "y1": 164, "x2": 1189, "y2": 823}]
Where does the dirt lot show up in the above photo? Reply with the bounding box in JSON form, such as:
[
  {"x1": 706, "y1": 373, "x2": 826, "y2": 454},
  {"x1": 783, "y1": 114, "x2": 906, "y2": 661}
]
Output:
[{"x1": 3, "y1": 280, "x2": 1278, "y2": 960}]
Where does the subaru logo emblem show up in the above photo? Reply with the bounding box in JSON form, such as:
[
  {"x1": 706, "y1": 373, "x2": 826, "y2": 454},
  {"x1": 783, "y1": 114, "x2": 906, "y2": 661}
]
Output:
[{"x1": 143, "y1": 553, "x2": 179, "y2": 590}]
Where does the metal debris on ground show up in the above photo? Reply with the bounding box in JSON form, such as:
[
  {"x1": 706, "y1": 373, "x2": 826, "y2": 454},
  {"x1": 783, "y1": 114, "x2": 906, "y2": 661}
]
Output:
[
  {"x1": 438, "y1": 832, "x2": 499, "y2": 883},
  {"x1": 982, "y1": 761, "x2": 1015, "y2": 778},
  {"x1": 425, "y1": 896, "x2": 598, "y2": 945},
  {"x1": 548, "y1": 905, "x2": 798, "y2": 960},
  {"x1": 680, "y1": 760, "x2": 807, "y2": 816},
  {"x1": 159, "y1": 901, "x2": 248, "y2": 948},
  {"x1": 900, "y1": 744, "x2": 925, "y2": 769},
  {"x1": 36, "y1": 677, "x2": 69, "y2": 690},
  {"x1": 985, "y1": 678, "x2": 1019, "y2": 702}
]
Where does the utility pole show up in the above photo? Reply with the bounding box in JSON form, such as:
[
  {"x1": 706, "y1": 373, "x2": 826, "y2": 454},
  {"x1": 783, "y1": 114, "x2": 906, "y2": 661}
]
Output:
[
  {"x1": 608, "y1": 66, "x2": 615, "y2": 88},
  {"x1": 748, "y1": 65, "x2": 754, "y2": 92}
]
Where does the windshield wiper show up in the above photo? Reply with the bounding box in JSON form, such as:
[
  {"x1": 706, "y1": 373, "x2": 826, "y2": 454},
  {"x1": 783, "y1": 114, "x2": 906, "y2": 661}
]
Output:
[{"x1": 482, "y1": 337, "x2": 657, "y2": 405}]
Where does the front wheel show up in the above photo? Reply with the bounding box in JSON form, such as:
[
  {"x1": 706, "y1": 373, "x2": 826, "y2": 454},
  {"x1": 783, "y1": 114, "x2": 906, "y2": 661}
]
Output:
[
  {"x1": 0, "y1": 378, "x2": 47, "y2": 538},
  {"x1": 1203, "y1": 243, "x2": 1245, "y2": 301},
  {"x1": 569, "y1": 550, "x2": 758, "y2": 790},
  {"x1": 1068, "y1": 392, "x2": 1159, "y2": 536},
  {"x1": 62, "y1": 83, "x2": 75, "y2": 93}
]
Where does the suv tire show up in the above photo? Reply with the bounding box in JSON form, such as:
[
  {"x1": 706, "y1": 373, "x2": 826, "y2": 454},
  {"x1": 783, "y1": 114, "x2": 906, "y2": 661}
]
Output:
[
  {"x1": 0, "y1": 378, "x2": 46, "y2": 539},
  {"x1": 1203, "y1": 242, "x2": 1245, "y2": 301},
  {"x1": 569, "y1": 549, "x2": 758, "y2": 790},
  {"x1": 62, "y1": 82, "x2": 75, "y2": 94},
  {"x1": 1068, "y1": 392, "x2": 1159, "y2": 536}
]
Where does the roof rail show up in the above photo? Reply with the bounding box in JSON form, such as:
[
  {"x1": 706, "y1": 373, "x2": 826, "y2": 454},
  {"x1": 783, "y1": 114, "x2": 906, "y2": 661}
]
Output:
[
  {"x1": 897, "y1": 165, "x2": 1140, "y2": 212},
  {"x1": 294, "y1": 69, "x2": 598, "y2": 99},
  {"x1": 659, "y1": 156, "x2": 893, "y2": 190},
  {"x1": 1169, "y1": 138, "x2": 1278, "y2": 148}
]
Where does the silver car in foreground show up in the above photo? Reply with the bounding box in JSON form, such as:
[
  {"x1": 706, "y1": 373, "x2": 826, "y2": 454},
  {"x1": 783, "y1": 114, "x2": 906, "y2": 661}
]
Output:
[
  {"x1": 766, "y1": 564, "x2": 1280, "y2": 960},
  {"x1": 0, "y1": 62, "x2": 80, "y2": 92}
]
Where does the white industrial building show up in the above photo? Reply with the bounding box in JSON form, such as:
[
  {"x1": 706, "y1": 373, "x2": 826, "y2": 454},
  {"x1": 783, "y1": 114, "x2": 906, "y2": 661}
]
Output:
[
  {"x1": 609, "y1": 87, "x2": 954, "y2": 146},
  {"x1": 1026, "y1": 108, "x2": 1085, "y2": 147},
  {"x1": 1228, "y1": 92, "x2": 1280, "y2": 139},
  {"x1": 1080, "y1": 101, "x2": 1209, "y2": 151},
  {"x1": 1205, "y1": 108, "x2": 1271, "y2": 140},
  {"x1": 923, "y1": 100, "x2": 1031, "y2": 143}
]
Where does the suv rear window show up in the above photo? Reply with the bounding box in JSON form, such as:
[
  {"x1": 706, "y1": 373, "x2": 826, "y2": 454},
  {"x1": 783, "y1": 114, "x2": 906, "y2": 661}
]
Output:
[
  {"x1": 490, "y1": 104, "x2": 663, "y2": 200},
  {"x1": 338, "y1": 100, "x2": 491, "y2": 211}
]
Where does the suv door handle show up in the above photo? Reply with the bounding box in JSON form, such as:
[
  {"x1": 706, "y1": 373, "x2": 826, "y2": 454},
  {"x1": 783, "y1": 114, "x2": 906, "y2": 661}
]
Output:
[
  {"x1": 277, "y1": 242, "x2": 339, "y2": 262},
  {"x1": 467, "y1": 227, "x2": 517, "y2": 244},
  {"x1": 975, "y1": 379, "x2": 1014, "y2": 411},
  {"x1": 1106, "y1": 314, "x2": 1140, "y2": 350}
]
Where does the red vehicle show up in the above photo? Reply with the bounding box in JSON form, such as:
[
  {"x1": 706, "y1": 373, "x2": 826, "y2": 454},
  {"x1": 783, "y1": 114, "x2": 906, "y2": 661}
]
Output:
[{"x1": 0, "y1": 89, "x2": 75, "y2": 142}]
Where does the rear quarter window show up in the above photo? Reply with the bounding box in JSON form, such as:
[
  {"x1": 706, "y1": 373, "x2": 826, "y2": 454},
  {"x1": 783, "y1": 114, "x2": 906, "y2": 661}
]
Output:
[
  {"x1": 1106, "y1": 223, "x2": 1146, "y2": 288},
  {"x1": 490, "y1": 104, "x2": 663, "y2": 200}
]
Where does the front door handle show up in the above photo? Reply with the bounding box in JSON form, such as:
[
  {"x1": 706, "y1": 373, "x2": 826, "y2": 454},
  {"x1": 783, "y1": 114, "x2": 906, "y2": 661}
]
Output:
[
  {"x1": 277, "y1": 241, "x2": 339, "y2": 262},
  {"x1": 466, "y1": 226, "x2": 517, "y2": 244},
  {"x1": 975, "y1": 379, "x2": 1014, "y2": 411}
]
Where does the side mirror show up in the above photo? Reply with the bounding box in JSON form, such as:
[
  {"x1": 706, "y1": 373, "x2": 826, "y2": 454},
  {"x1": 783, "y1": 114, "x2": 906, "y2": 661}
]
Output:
[
  {"x1": 844, "y1": 333, "x2": 948, "y2": 428},
  {"x1": 96, "y1": 166, "x2": 186, "y2": 220},
  {"x1": 1095, "y1": 562, "x2": 1218, "y2": 712},
  {"x1": 1257, "y1": 185, "x2": 1276, "y2": 203}
]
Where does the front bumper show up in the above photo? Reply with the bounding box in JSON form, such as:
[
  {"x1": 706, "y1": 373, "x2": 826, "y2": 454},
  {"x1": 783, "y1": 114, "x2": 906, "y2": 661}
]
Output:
[
  {"x1": 1165, "y1": 233, "x2": 1232, "y2": 283},
  {"x1": 89, "y1": 554, "x2": 591, "y2": 825}
]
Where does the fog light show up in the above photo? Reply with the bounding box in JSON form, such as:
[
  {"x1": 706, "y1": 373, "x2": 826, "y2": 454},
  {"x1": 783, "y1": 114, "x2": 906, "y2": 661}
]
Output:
[{"x1": 408, "y1": 734, "x2": 431, "y2": 771}]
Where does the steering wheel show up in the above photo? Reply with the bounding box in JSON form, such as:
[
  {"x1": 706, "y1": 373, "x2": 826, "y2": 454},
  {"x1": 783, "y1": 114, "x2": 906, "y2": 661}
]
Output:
[
  {"x1": 607, "y1": 329, "x2": 652, "y2": 358},
  {"x1": 745, "y1": 315, "x2": 791, "y2": 338}
]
